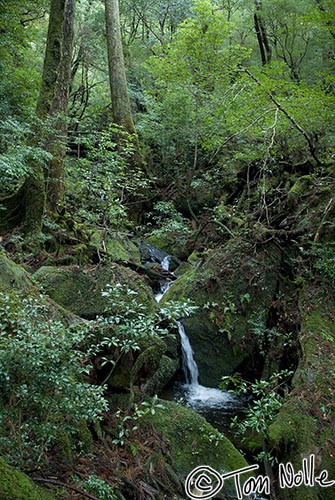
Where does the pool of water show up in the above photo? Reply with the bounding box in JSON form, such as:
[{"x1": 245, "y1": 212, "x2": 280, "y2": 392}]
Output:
[{"x1": 166, "y1": 381, "x2": 247, "y2": 439}]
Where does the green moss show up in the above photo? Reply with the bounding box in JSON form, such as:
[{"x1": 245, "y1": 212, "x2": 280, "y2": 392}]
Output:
[
  {"x1": 143, "y1": 401, "x2": 250, "y2": 497},
  {"x1": 0, "y1": 258, "x2": 76, "y2": 325},
  {"x1": 34, "y1": 263, "x2": 157, "y2": 318},
  {"x1": 131, "y1": 341, "x2": 166, "y2": 384},
  {"x1": 55, "y1": 431, "x2": 74, "y2": 463},
  {"x1": 75, "y1": 420, "x2": 94, "y2": 454},
  {"x1": 287, "y1": 175, "x2": 312, "y2": 208},
  {"x1": 269, "y1": 399, "x2": 317, "y2": 454},
  {"x1": 0, "y1": 457, "x2": 55, "y2": 500},
  {"x1": 108, "y1": 369, "x2": 132, "y2": 389},
  {"x1": 187, "y1": 251, "x2": 202, "y2": 265},
  {"x1": 90, "y1": 231, "x2": 141, "y2": 264},
  {"x1": 142, "y1": 355, "x2": 178, "y2": 396},
  {"x1": 0, "y1": 254, "x2": 32, "y2": 291},
  {"x1": 269, "y1": 283, "x2": 335, "y2": 500},
  {"x1": 173, "y1": 261, "x2": 193, "y2": 277},
  {"x1": 145, "y1": 234, "x2": 188, "y2": 260},
  {"x1": 161, "y1": 240, "x2": 281, "y2": 385}
]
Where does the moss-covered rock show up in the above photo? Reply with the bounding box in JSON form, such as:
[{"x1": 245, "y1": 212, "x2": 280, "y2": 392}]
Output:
[
  {"x1": 145, "y1": 234, "x2": 189, "y2": 261},
  {"x1": 0, "y1": 253, "x2": 77, "y2": 324},
  {"x1": 33, "y1": 263, "x2": 157, "y2": 318},
  {"x1": 268, "y1": 283, "x2": 335, "y2": 500},
  {"x1": 142, "y1": 355, "x2": 179, "y2": 396},
  {"x1": 0, "y1": 457, "x2": 55, "y2": 500},
  {"x1": 0, "y1": 252, "x2": 33, "y2": 291},
  {"x1": 162, "y1": 239, "x2": 282, "y2": 386},
  {"x1": 131, "y1": 339, "x2": 166, "y2": 385},
  {"x1": 89, "y1": 231, "x2": 141, "y2": 265},
  {"x1": 143, "y1": 400, "x2": 251, "y2": 498}
]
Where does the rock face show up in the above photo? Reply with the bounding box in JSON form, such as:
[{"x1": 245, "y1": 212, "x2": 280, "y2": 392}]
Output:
[
  {"x1": 89, "y1": 231, "x2": 141, "y2": 265},
  {"x1": 33, "y1": 263, "x2": 156, "y2": 318},
  {"x1": 268, "y1": 282, "x2": 335, "y2": 500},
  {"x1": 162, "y1": 238, "x2": 282, "y2": 386}
]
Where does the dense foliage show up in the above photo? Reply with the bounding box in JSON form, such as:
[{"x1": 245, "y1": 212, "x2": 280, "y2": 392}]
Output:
[
  {"x1": 0, "y1": 291, "x2": 108, "y2": 468},
  {"x1": 0, "y1": 0, "x2": 334, "y2": 498}
]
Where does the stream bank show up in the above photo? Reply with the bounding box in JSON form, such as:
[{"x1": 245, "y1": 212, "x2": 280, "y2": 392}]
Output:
[
  {"x1": 0, "y1": 249, "x2": 250, "y2": 500},
  {"x1": 1, "y1": 184, "x2": 335, "y2": 500}
]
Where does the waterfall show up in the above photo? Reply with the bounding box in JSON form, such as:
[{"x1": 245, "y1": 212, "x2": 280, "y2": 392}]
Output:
[
  {"x1": 161, "y1": 255, "x2": 171, "y2": 271},
  {"x1": 152, "y1": 248, "x2": 242, "y2": 421},
  {"x1": 177, "y1": 321, "x2": 199, "y2": 386}
]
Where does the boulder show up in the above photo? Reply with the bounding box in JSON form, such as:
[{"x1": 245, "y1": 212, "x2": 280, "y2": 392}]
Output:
[
  {"x1": 143, "y1": 400, "x2": 252, "y2": 498},
  {"x1": 34, "y1": 263, "x2": 157, "y2": 319},
  {"x1": 89, "y1": 231, "x2": 141, "y2": 265},
  {"x1": 0, "y1": 252, "x2": 32, "y2": 291}
]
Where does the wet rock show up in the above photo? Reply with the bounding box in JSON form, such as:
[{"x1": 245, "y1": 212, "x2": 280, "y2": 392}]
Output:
[{"x1": 162, "y1": 238, "x2": 282, "y2": 386}]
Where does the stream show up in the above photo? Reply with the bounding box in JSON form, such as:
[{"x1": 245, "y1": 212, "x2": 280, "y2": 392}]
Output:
[{"x1": 147, "y1": 245, "x2": 246, "y2": 438}]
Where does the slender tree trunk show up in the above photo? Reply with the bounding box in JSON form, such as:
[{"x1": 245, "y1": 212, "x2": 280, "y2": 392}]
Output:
[
  {"x1": 254, "y1": 0, "x2": 271, "y2": 66},
  {"x1": 36, "y1": 0, "x2": 75, "y2": 214},
  {"x1": 104, "y1": 0, "x2": 136, "y2": 137}
]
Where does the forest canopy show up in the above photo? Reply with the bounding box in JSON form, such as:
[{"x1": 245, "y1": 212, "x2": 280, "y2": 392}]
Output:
[{"x1": 1, "y1": 0, "x2": 334, "y2": 239}]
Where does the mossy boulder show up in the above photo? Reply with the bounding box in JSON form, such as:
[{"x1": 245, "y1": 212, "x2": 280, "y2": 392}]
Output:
[
  {"x1": 145, "y1": 234, "x2": 189, "y2": 261},
  {"x1": 268, "y1": 283, "x2": 335, "y2": 500},
  {"x1": 142, "y1": 355, "x2": 179, "y2": 396},
  {"x1": 0, "y1": 253, "x2": 77, "y2": 324},
  {"x1": 0, "y1": 252, "x2": 33, "y2": 291},
  {"x1": 34, "y1": 263, "x2": 157, "y2": 319},
  {"x1": 107, "y1": 335, "x2": 179, "y2": 396},
  {"x1": 143, "y1": 400, "x2": 251, "y2": 498},
  {"x1": 0, "y1": 457, "x2": 55, "y2": 500},
  {"x1": 89, "y1": 231, "x2": 141, "y2": 265},
  {"x1": 162, "y1": 239, "x2": 282, "y2": 386}
]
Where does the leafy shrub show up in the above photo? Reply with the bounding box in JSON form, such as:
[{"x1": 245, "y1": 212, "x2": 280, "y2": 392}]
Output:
[
  {"x1": 0, "y1": 291, "x2": 109, "y2": 468},
  {"x1": 308, "y1": 242, "x2": 335, "y2": 287},
  {"x1": 83, "y1": 475, "x2": 117, "y2": 500},
  {"x1": 221, "y1": 369, "x2": 293, "y2": 459},
  {"x1": 88, "y1": 283, "x2": 197, "y2": 381},
  {"x1": 66, "y1": 125, "x2": 149, "y2": 230},
  {"x1": 148, "y1": 201, "x2": 192, "y2": 241},
  {"x1": 0, "y1": 119, "x2": 51, "y2": 198},
  {"x1": 112, "y1": 395, "x2": 165, "y2": 446}
]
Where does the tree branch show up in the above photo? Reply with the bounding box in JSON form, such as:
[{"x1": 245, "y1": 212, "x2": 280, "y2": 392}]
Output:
[{"x1": 32, "y1": 477, "x2": 100, "y2": 500}]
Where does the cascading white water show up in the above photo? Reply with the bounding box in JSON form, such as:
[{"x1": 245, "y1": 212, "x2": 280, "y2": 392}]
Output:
[
  {"x1": 153, "y1": 249, "x2": 244, "y2": 428},
  {"x1": 154, "y1": 280, "x2": 173, "y2": 303},
  {"x1": 177, "y1": 319, "x2": 237, "y2": 408},
  {"x1": 177, "y1": 320, "x2": 199, "y2": 385},
  {"x1": 161, "y1": 255, "x2": 171, "y2": 271}
]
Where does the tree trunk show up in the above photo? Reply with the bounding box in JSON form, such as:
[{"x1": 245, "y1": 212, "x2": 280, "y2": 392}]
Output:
[
  {"x1": 36, "y1": 0, "x2": 75, "y2": 213},
  {"x1": 104, "y1": 0, "x2": 136, "y2": 137},
  {"x1": 254, "y1": 0, "x2": 271, "y2": 66},
  {"x1": 23, "y1": 161, "x2": 46, "y2": 241}
]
